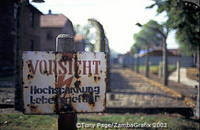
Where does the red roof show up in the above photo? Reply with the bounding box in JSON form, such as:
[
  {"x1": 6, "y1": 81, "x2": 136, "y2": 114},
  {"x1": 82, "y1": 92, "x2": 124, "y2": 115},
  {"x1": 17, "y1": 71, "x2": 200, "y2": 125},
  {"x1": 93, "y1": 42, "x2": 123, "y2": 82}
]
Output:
[
  {"x1": 140, "y1": 49, "x2": 176, "y2": 57},
  {"x1": 40, "y1": 14, "x2": 69, "y2": 28},
  {"x1": 74, "y1": 34, "x2": 84, "y2": 42}
]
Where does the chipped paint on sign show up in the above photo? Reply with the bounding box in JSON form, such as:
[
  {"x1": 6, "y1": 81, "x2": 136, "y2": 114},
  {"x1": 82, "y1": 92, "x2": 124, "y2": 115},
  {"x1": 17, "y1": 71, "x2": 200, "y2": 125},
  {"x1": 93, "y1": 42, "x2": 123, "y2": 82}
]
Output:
[{"x1": 22, "y1": 51, "x2": 106, "y2": 114}]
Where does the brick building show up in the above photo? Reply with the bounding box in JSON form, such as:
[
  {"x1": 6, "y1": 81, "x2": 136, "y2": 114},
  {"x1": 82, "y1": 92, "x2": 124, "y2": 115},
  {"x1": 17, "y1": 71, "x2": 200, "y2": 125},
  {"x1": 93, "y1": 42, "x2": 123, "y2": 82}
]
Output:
[
  {"x1": 74, "y1": 34, "x2": 86, "y2": 51},
  {"x1": 0, "y1": 0, "x2": 42, "y2": 77},
  {"x1": 0, "y1": 0, "x2": 18, "y2": 76},
  {"x1": 20, "y1": 3, "x2": 42, "y2": 51},
  {"x1": 0, "y1": 0, "x2": 83, "y2": 77},
  {"x1": 40, "y1": 11, "x2": 75, "y2": 51}
]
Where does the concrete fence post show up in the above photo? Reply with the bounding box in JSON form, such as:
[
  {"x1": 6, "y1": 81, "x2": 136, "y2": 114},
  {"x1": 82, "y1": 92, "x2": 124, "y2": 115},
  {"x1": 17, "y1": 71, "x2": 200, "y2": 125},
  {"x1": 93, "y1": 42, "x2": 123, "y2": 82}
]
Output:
[
  {"x1": 159, "y1": 61, "x2": 163, "y2": 78},
  {"x1": 145, "y1": 55, "x2": 149, "y2": 77},
  {"x1": 177, "y1": 61, "x2": 180, "y2": 83}
]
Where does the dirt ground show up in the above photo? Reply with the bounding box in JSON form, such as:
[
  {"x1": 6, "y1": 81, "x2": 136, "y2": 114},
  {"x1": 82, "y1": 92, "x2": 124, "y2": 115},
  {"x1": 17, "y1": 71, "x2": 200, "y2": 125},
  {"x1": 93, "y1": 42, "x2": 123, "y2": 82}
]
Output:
[{"x1": 107, "y1": 67, "x2": 188, "y2": 108}]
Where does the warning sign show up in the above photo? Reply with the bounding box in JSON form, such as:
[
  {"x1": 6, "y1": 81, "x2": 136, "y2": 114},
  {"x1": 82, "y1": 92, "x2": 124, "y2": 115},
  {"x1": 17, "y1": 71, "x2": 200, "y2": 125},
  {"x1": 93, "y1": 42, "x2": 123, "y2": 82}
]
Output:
[{"x1": 22, "y1": 51, "x2": 106, "y2": 114}]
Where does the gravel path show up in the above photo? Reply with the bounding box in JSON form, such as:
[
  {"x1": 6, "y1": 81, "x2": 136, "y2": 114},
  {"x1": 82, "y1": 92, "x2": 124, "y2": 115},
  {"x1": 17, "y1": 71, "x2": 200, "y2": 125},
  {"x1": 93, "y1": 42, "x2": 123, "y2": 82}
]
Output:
[{"x1": 106, "y1": 67, "x2": 187, "y2": 108}]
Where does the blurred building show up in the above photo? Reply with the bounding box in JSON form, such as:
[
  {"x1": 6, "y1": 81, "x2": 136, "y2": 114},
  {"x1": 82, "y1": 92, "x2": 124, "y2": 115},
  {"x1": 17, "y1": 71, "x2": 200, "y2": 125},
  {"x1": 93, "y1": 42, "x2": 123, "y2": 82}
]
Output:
[
  {"x1": 0, "y1": 1, "x2": 86, "y2": 77},
  {"x1": 74, "y1": 34, "x2": 85, "y2": 51},
  {"x1": 118, "y1": 49, "x2": 195, "y2": 67},
  {"x1": 118, "y1": 53, "x2": 134, "y2": 68},
  {"x1": 137, "y1": 49, "x2": 194, "y2": 67},
  {"x1": 0, "y1": 0, "x2": 17, "y2": 76},
  {"x1": 39, "y1": 10, "x2": 75, "y2": 51},
  {"x1": 20, "y1": 3, "x2": 42, "y2": 51},
  {"x1": 0, "y1": 0, "x2": 42, "y2": 77}
]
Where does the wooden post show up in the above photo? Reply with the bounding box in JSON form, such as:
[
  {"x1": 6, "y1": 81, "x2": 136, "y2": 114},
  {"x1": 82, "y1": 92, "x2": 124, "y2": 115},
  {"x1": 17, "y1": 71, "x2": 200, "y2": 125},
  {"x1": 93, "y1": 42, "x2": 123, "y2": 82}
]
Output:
[
  {"x1": 58, "y1": 113, "x2": 77, "y2": 130},
  {"x1": 196, "y1": 45, "x2": 200, "y2": 119},
  {"x1": 177, "y1": 61, "x2": 180, "y2": 83},
  {"x1": 56, "y1": 34, "x2": 77, "y2": 130},
  {"x1": 196, "y1": 85, "x2": 200, "y2": 119},
  {"x1": 15, "y1": 1, "x2": 25, "y2": 111}
]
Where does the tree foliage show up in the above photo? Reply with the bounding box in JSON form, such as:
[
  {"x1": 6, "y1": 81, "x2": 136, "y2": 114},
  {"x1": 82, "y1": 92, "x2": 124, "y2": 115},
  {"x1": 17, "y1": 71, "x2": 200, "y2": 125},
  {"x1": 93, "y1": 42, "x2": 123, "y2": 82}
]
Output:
[
  {"x1": 147, "y1": 0, "x2": 200, "y2": 54},
  {"x1": 131, "y1": 20, "x2": 164, "y2": 54},
  {"x1": 74, "y1": 24, "x2": 94, "y2": 51}
]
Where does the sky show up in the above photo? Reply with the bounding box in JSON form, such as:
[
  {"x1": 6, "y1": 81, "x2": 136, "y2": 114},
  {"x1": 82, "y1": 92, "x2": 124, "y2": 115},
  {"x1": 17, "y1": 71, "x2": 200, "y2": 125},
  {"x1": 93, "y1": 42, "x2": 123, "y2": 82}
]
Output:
[{"x1": 31, "y1": 0, "x2": 178, "y2": 54}]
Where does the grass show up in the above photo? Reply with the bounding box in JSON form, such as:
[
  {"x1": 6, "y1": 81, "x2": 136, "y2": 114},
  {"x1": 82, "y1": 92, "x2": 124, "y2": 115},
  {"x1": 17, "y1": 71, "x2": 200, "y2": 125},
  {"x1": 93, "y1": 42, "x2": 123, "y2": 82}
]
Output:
[
  {"x1": 137, "y1": 65, "x2": 176, "y2": 75},
  {"x1": 0, "y1": 113, "x2": 57, "y2": 130},
  {"x1": 0, "y1": 113, "x2": 199, "y2": 130}
]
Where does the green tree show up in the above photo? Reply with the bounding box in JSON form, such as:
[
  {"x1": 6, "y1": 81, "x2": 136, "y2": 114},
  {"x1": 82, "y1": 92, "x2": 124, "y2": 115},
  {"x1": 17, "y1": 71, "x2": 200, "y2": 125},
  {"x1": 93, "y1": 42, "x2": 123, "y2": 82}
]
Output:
[
  {"x1": 133, "y1": 20, "x2": 166, "y2": 50},
  {"x1": 133, "y1": 20, "x2": 166, "y2": 77},
  {"x1": 147, "y1": 0, "x2": 200, "y2": 55},
  {"x1": 148, "y1": 0, "x2": 200, "y2": 118}
]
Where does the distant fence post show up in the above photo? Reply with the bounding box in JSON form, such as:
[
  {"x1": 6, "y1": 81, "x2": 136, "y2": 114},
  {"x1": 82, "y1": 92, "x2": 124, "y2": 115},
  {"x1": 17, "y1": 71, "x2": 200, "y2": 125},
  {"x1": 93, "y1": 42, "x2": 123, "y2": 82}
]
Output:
[
  {"x1": 177, "y1": 61, "x2": 180, "y2": 83},
  {"x1": 136, "y1": 56, "x2": 140, "y2": 73},
  {"x1": 134, "y1": 57, "x2": 137, "y2": 71},
  {"x1": 159, "y1": 61, "x2": 163, "y2": 78},
  {"x1": 145, "y1": 56, "x2": 149, "y2": 77}
]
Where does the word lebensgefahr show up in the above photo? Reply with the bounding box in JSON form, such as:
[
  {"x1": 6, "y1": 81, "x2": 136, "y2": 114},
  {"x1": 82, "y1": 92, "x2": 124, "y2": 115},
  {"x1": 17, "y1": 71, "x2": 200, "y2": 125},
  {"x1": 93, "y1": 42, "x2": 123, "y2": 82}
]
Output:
[{"x1": 29, "y1": 86, "x2": 101, "y2": 104}]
